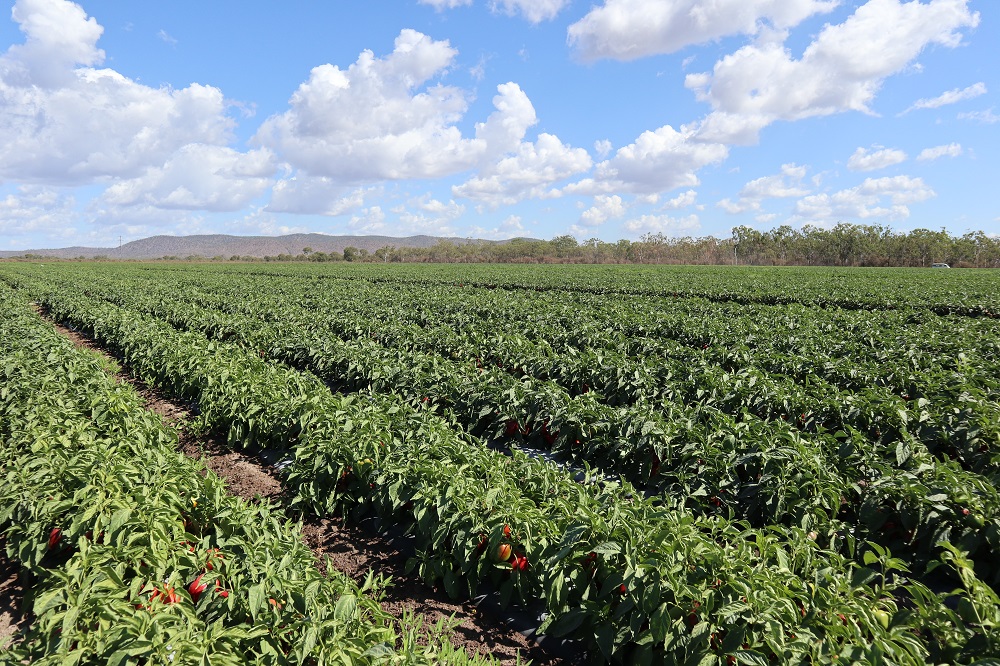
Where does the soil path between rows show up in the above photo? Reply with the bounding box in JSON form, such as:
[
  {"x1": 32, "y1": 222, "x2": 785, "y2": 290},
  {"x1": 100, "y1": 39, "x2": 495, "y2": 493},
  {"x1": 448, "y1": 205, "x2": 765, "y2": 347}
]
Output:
[
  {"x1": 43, "y1": 313, "x2": 569, "y2": 666},
  {"x1": 0, "y1": 538, "x2": 29, "y2": 650}
]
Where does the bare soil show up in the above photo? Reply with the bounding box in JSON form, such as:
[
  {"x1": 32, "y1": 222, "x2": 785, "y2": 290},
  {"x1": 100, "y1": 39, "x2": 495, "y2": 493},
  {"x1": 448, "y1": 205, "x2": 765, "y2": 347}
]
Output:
[
  {"x1": 0, "y1": 540, "x2": 29, "y2": 650},
  {"x1": 41, "y1": 314, "x2": 568, "y2": 665}
]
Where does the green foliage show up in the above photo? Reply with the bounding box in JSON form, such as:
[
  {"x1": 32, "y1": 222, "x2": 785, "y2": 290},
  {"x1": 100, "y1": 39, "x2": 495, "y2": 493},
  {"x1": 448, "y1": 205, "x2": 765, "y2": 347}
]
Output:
[
  {"x1": 0, "y1": 288, "x2": 501, "y2": 665},
  {"x1": 2, "y1": 262, "x2": 1000, "y2": 664}
]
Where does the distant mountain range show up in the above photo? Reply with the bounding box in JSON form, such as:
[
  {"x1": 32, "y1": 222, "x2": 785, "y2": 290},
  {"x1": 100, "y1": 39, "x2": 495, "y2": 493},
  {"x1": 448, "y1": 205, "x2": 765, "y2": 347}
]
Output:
[{"x1": 0, "y1": 233, "x2": 504, "y2": 260}]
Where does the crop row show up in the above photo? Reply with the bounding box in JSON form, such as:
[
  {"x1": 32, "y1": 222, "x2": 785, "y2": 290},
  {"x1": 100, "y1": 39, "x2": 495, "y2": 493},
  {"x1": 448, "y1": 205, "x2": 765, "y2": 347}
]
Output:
[
  {"x1": 123, "y1": 264, "x2": 1000, "y2": 397},
  {"x1": 15, "y1": 268, "x2": 999, "y2": 587},
  {"x1": 0, "y1": 287, "x2": 493, "y2": 665},
  {"x1": 4, "y1": 271, "x2": 1000, "y2": 663},
  {"x1": 151, "y1": 261, "x2": 1000, "y2": 317},
  {"x1": 48, "y1": 264, "x2": 1000, "y2": 476}
]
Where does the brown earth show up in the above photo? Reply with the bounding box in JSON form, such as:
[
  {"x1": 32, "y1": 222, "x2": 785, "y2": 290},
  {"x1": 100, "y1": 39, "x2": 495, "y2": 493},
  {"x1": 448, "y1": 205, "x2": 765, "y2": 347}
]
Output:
[
  {"x1": 41, "y1": 314, "x2": 570, "y2": 666},
  {"x1": 0, "y1": 539, "x2": 29, "y2": 650}
]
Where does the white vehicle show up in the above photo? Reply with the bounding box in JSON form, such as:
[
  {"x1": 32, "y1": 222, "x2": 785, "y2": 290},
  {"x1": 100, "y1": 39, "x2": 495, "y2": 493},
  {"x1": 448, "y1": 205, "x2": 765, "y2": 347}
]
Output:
[{"x1": 931, "y1": 263, "x2": 951, "y2": 268}]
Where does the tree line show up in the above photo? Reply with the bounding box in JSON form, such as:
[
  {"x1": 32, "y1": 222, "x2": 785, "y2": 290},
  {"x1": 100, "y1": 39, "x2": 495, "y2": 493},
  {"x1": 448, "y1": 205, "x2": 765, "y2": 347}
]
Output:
[
  {"x1": 284, "y1": 224, "x2": 999, "y2": 267},
  {"x1": 6, "y1": 224, "x2": 997, "y2": 267}
]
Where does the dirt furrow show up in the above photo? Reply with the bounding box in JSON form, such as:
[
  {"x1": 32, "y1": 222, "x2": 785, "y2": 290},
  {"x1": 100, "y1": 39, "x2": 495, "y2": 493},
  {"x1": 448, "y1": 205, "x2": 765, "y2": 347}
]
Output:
[
  {"x1": 0, "y1": 538, "x2": 29, "y2": 650},
  {"x1": 44, "y1": 315, "x2": 568, "y2": 666}
]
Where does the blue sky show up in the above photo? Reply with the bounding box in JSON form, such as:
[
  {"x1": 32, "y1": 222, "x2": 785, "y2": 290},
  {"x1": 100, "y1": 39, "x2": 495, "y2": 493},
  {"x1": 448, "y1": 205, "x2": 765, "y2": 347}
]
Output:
[{"x1": 0, "y1": 0, "x2": 996, "y2": 249}]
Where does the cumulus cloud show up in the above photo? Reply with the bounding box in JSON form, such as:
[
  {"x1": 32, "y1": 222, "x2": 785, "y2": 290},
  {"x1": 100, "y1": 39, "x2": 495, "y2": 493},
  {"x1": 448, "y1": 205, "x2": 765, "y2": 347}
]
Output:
[
  {"x1": 742, "y1": 163, "x2": 810, "y2": 198},
  {"x1": 0, "y1": 0, "x2": 237, "y2": 186},
  {"x1": 453, "y1": 132, "x2": 592, "y2": 206},
  {"x1": 579, "y1": 194, "x2": 626, "y2": 227},
  {"x1": 594, "y1": 139, "x2": 612, "y2": 158},
  {"x1": 225, "y1": 207, "x2": 309, "y2": 237},
  {"x1": 490, "y1": 0, "x2": 570, "y2": 22},
  {"x1": 917, "y1": 143, "x2": 962, "y2": 161},
  {"x1": 794, "y1": 175, "x2": 935, "y2": 222},
  {"x1": 847, "y1": 145, "x2": 908, "y2": 171},
  {"x1": 622, "y1": 213, "x2": 700, "y2": 235},
  {"x1": 346, "y1": 206, "x2": 387, "y2": 234},
  {"x1": 718, "y1": 163, "x2": 809, "y2": 214},
  {"x1": 418, "y1": 0, "x2": 567, "y2": 21},
  {"x1": 661, "y1": 189, "x2": 697, "y2": 210},
  {"x1": 467, "y1": 213, "x2": 526, "y2": 240},
  {"x1": 686, "y1": 0, "x2": 981, "y2": 144},
  {"x1": 568, "y1": 0, "x2": 838, "y2": 62},
  {"x1": 567, "y1": 124, "x2": 728, "y2": 196},
  {"x1": 102, "y1": 145, "x2": 275, "y2": 211},
  {"x1": 256, "y1": 32, "x2": 541, "y2": 187},
  {"x1": 901, "y1": 81, "x2": 986, "y2": 114},
  {"x1": 395, "y1": 194, "x2": 466, "y2": 234},
  {"x1": 0, "y1": 185, "x2": 76, "y2": 237},
  {"x1": 268, "y1": 179, "x2": 378, "y2": 216},
  {"x1": 1, "y1": 0, "x2": 104, "y2": 88}
]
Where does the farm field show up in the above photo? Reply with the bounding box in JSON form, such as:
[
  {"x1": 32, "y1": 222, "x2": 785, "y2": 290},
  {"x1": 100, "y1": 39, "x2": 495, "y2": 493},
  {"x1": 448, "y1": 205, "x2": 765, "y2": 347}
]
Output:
[{"x1": 2, "y1": 261, "x2": 1000, "y2": 665}]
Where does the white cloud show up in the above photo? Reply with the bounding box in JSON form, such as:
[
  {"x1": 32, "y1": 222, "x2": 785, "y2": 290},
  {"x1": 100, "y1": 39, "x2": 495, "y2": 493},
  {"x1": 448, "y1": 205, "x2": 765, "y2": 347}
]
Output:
[
  {"x1": 452, "y1": 132, "x2": 592, "y2": 205},
  {"x1": 718, "y1": 163, "x2": 809, "y2": 214},
  {"x1": 742, "y1": 163, "x2": 810, "y2": 198},
  {"x1": 794, "y1": 175, "x2": 935, "y2": 222},
  {"x1": 568, "y1": 0, "x2": 838, "y2": 62},
  {"x1": 847, "y1": 145, "x2": 908, "y2": 172},
  {"x1": 718, "y1": 198, "x2": 754, "y2": 214},
  {"x1": 0, "y1": 0, "x2": 236, "y2": 185},
  {"x1": 687, "y1": 0, "x2": 981, "y2": 144},
  {"x1": 594, "y1": 139, "x2": 612, "y2": 158},
  {"x1": 661, "y1": 189, "x2": 697, "y2": 209},
  {"x1": 579, "y1": 194, "x2": 626, "y2": 227},
  {"x1": 84, "y1": 200, "x2": 207, "y2": 237},
  {"x1": 917, "y1": 143, "x2": 962, "y2": 161},
  {"x1": 467, "y1": 214, "x2": 526, "y2": 240},
  {"x1": 347, "y1": 206, "x2": 387, "y2": 234},
  {"x1": 225, "y1": 207, "x2": 309, "y2": 237},
  {"x1": 958, "y1": 108, "x2": 1000, "y2": 124},
  {"x1": 418, "y1": 0, "x2": 567, "y2": 22},
  {"x1": 0, "y1": 185, "x2": 76, "y2": 236},
  {"x1": 902, "y1": 81, "x2": 986, "y2": 114},
  {"x1": 396, "y1": 194, "x2": 466, "y2": 233},
  {"x1": 256, "y1": 32, "x2": 539, "y2": 185},
  {"x1": 157, "y1": 29, "x2": 177, "y2": 46},
  {"x1": 418, "y1": 0, "x2": 472, "y2": 8},
  {"x1": 102, "y1": 145, "x2": 275, "y2": 211},
  {"x1": 490, "y1": 0, "x2": 570, "y2": 22},
  {"x1": 623, "y1": 213, "x2": 700, "y2": 235},
  {"x1": 268, "y1": 179, "x2": 378, "y2": 216},
  {"x1": 1, "y1": 0, "x2": 104, "y2": 88},
  {"x1": 566, "y1": 124, "x2": 728, "y2": 196}
]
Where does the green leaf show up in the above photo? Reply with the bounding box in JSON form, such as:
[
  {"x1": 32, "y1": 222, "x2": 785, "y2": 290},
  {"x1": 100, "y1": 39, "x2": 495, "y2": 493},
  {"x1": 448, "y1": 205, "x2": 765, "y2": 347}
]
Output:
[
  {"x1": 594, "y1": 623, "x2": 615, "y2": 660},
  {"x1": 735, "y1": 651, "x2": 770, "y2": 666},
  {"x1": 249, "y1": 583, "x2": 265, "y2": 620},
  {"x1": 336, "y1": 593, "x2": 358, "y2": 621},
  {"x1": 593, "y1": 542, "x2": 622, "y2": 556},
  {"x1": 547, "y1": 608, "x2": 587, "y2": 638}
]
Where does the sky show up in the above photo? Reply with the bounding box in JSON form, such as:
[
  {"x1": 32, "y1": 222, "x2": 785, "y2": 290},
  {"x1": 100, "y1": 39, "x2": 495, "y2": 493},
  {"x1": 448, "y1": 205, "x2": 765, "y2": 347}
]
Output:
[{"x1": 0, "y1": 0, "x2": 996, "y2": 250}]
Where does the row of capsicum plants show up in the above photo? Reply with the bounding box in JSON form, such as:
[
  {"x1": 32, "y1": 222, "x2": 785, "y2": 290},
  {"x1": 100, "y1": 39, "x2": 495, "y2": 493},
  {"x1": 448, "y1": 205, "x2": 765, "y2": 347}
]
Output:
[
  {"x1": 154, "y1": 261, "x2": 1000, "y2": 317},
  {"x1": 4, "y1": 271, "x2": 999, "y2": 664},
  {"x1": 17, "y1": 264, "x2": 1000, "y2": 471},
  {"x1": 41, "y1": 269, "x2": 1000, "y2": 588},
  {"x1": 77, "y1": 265, "x2": 999, "y2": 479},
  {"x1": 121, "y1": 265, "x2": 1000, "y2": 398},
  {"x1": 0, "y1": 287, "x2": 495, "y2": 666},
  {"x1": 10, "y1": 266, "x2": 999, "y2": 591},
  {"x1": 264, "y1": 295, "x2": 998, "y2": 480}
]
